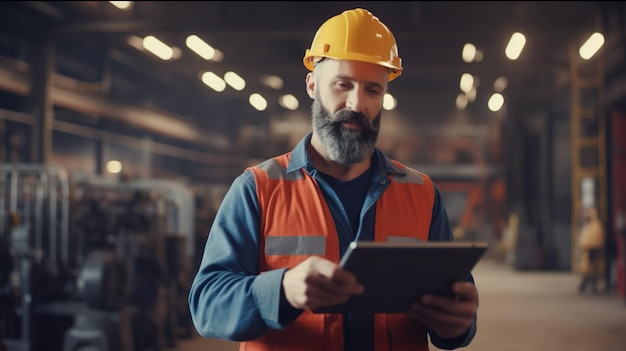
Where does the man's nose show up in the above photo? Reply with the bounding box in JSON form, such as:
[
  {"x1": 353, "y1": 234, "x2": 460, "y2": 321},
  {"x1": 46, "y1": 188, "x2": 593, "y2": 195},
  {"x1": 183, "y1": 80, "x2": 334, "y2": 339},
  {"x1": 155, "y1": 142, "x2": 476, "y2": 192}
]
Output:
[{"x1": 345, "y1": 89, "x2": 366, "y2": 113}]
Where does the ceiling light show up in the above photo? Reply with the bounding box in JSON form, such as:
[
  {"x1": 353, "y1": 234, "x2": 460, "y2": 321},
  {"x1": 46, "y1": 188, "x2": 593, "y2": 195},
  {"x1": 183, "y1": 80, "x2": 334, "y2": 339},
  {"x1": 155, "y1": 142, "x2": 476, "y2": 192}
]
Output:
[
  {"x1": 279, "y1": 94, "x2": 299, "y2": 110},
  {"x1": 212, "y1": 49, "x2": 224, "y2": 63},
  {"x1": 126, "y1": 35, "x2": 144, "y2": 51},
  {"x1": 466, "y1": 87, "x2": 477, "y2": 102},
  {"x1": 224, "y1": 71, "x2": 246, "y2": 91},
  {"x1": 488, "y1": 93, "x2": 505, "y2": 112},
  {"x1": 261, "y1": 75, "x2": 284, "y2": 90},
  {"x1": 142, "y1": 35, "x2": 174, "y2": 60},
  {"x1": 579, "y1": 32, "x2": 604, "y2": 60},
  {"x1": 249, "y1": 93, "x2": 267, "y2": 111},
  {"x1": 505, "y1": 32, "x2": 526, "y2": 60},
  {"x1": 462, "y1": 43, "x2": 477, "y2": 63},
  {"x1": 186, "y1": 35, "x2": 216, "y2": 60},
  {"x1": 459, "y1": 73, "x2": 474, "y2": 93},
  {"x1": 106, "y1": 160, "x2": 123, "y2": 174},
  {"x1": 109, "y1": 1, "x2": 132, "y2": 10},
  {"x1": 456, "y1": 94, "x2": 469, "y2": 110},
  {"x1": 493, "y1": 77, "x2": 508, "y2": 92},
  {"x1": 474, "y1": 49, "x2": 484, "y2": 62},
  {"x1": 383, "y1": 93, "x2": 396, "y2": 110},
  {"x1": 201, "y1": 71, "x2": 226, "y2": 92}
]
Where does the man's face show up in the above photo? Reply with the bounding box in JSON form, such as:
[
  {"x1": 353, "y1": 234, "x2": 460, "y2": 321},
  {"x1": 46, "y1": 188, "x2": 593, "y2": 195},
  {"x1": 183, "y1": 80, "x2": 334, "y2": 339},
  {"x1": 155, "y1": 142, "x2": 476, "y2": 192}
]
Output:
[{"x1": 307, "y1": 59, "x2": 388, "y2": 165}]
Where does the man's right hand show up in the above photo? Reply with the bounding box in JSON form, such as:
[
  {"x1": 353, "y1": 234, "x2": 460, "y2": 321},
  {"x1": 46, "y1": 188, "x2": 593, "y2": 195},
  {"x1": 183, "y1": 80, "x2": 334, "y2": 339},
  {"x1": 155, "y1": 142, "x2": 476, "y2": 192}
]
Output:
[{"x1": 282, "y1": 256, "x2": 364, "y2": 310}]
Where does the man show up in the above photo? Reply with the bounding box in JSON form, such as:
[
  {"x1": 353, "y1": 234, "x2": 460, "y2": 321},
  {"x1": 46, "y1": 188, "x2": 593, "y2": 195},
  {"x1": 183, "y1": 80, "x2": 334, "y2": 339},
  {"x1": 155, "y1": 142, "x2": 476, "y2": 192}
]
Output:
[{"x1": 189, "y1": 8, "x2": 479, "y2": 351}]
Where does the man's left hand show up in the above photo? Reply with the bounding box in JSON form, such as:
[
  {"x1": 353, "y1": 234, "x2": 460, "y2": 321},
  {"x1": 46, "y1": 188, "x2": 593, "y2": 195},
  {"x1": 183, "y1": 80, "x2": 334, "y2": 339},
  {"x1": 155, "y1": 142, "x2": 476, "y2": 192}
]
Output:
[{"x1": 406, "y1": 281, "x2": 478, "y2": 339}]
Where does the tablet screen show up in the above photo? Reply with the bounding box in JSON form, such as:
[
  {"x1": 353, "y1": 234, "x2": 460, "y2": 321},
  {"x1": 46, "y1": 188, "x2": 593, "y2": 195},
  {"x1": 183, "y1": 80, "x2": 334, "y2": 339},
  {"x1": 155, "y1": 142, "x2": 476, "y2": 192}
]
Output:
[{"x1": 313, "y1": 241, "x2": 488, "y2": 313}]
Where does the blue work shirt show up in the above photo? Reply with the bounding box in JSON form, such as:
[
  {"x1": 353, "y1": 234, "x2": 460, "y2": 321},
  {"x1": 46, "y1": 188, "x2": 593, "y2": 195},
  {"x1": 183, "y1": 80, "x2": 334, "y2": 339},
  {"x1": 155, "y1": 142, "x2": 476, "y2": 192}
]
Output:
[{"x1": 189, "y1": 132, "x2": 477, "y2": 350}]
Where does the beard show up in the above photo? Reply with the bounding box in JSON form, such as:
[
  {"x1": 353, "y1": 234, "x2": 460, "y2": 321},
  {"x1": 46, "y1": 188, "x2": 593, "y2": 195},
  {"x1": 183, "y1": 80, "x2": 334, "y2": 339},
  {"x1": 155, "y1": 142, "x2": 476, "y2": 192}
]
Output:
[{"x1": 311, "y1": 94, "x2": 381, "y2": 165}]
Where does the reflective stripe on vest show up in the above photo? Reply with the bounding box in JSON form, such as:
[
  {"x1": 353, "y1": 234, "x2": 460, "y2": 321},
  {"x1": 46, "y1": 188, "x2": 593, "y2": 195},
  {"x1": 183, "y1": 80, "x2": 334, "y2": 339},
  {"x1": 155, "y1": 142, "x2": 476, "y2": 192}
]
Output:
[{"x1": 243, "y1": 153, "x2": 433, "y2": 351}]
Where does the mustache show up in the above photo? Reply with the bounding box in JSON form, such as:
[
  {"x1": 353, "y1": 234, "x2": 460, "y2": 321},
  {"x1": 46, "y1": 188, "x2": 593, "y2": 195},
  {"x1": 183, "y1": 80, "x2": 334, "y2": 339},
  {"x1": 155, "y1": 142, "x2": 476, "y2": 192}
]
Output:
[{"x1": 333, "y1": 110, "x2": 372, "y2": 129}]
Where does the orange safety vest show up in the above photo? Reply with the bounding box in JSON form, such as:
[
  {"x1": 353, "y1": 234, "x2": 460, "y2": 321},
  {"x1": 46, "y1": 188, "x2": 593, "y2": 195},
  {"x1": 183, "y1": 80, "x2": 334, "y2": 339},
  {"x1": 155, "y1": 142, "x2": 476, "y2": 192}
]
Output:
[{"x1": 243, "y1": 153, "x2": 435, "y2": 351}]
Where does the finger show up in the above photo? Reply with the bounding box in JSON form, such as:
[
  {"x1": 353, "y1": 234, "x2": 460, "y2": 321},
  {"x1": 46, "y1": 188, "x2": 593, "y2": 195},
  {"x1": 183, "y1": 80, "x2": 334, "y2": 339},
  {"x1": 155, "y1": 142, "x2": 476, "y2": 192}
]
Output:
[
  {"x1": 283, "y1": 257, "x2": 364, "y2": 309},
  {"x1": 408, "y1": 303, "x2": 468, "y2": 326},
  {"x1": 306, "y1": 269, "x2": 364, "y2": 296},
  {"x1": 295, "y1": 275, "x2": 359, "y2": 309},
  {"x1": 420, "y1": 282, "x2": 477, "y2": 306},
  {"x1": 284, "y1": 276, "x2": 351, "y2": 309},
  {"x1": 308, "y1": 258, "x2": 364, "y2": 294},
  {"x1": 416, "y1": 295, "x2": 476, "y2": 319},
  {"x1": 304, "y1": 273, "x2": 353, "y2": 297},
  {"x1": 313, "y1": 257, "x2": 360, "y2": 284},
  {"x1": 452, "y1": 282, "x2": 478, "y2": 299},
  {"x1": 407, "y1": 304, "x2": 471, "y2": 338},
  {"x1": 300, "y1": 285, "x2": 352, "y2": 309}
]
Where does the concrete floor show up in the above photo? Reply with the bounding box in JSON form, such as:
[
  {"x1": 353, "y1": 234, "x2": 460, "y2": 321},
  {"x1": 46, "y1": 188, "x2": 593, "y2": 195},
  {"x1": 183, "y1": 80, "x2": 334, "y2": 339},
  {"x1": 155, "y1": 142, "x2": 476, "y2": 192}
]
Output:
[{"x1": 173, "y1": 258, "x2": 626, "y2": 351}]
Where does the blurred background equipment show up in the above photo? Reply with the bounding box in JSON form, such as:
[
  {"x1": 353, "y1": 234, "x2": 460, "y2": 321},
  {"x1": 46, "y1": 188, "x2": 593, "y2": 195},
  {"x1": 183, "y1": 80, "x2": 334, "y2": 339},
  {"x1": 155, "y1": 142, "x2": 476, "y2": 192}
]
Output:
[{"x1": 0, "y1": 164, "x2": 196, "y2": 351}]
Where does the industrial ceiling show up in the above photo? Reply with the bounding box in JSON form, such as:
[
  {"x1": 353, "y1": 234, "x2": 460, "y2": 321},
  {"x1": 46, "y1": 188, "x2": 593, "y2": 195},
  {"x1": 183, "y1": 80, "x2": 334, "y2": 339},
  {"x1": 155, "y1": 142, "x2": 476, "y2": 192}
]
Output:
[{"x1": 0, "y1": 1, "x2": 621, "y2": 180}]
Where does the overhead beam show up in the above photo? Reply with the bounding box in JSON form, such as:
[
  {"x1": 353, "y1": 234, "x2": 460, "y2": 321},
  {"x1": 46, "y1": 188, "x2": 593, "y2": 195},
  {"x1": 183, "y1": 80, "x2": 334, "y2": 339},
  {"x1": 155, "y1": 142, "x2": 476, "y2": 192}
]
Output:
[{"x1": 0, "y1": 60, "x2": 231, "y2": 151}]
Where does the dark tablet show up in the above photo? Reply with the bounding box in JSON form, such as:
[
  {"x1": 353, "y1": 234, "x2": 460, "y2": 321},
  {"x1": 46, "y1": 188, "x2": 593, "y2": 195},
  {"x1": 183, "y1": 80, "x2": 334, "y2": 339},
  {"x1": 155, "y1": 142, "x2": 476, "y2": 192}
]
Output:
[{"x1": 313, "y1": 240, "x2": 488, "y2": 313}]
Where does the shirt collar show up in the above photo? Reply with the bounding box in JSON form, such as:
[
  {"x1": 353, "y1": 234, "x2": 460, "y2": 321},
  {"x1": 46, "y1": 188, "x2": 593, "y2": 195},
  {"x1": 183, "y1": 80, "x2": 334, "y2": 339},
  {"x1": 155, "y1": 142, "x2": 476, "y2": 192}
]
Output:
[{"x1": 287, "y1": 132, "x2": 407, "y2": 178}]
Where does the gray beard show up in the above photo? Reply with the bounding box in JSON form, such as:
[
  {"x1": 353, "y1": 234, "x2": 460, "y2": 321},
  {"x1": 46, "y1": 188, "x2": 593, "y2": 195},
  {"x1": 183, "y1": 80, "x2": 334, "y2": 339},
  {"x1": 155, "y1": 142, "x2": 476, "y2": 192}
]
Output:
[{"x1": 311, "y1": 94, "x2": 381, "y2": 165}]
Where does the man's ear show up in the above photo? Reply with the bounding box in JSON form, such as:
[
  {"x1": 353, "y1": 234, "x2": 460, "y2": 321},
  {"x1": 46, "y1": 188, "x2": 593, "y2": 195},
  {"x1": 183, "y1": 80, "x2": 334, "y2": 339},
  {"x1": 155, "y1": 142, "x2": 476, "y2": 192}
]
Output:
[{"x1": 305, "y1": 72, "x2": 315, "y2": 99}]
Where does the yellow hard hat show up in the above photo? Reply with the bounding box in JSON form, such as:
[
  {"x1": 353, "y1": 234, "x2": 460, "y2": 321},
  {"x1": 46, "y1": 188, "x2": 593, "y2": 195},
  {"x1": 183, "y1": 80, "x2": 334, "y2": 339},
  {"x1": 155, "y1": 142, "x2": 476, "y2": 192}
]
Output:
[{"x1": 303, "y1": 8, "x2": 403, "y2": 82}]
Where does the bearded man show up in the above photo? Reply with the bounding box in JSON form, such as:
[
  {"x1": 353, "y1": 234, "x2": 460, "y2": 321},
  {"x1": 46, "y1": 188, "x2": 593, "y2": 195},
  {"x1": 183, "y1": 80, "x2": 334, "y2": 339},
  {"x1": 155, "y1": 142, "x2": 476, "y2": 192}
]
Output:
[{"x1": 189, "y1": 8, "x2": 479, "y2": 351}]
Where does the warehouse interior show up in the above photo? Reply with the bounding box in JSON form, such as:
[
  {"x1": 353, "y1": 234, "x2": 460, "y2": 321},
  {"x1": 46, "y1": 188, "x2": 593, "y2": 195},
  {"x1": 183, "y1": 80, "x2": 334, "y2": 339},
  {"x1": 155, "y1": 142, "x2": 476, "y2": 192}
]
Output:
[{"x1": 0, "y1": 1, "x2": 625, "y2": 350}]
